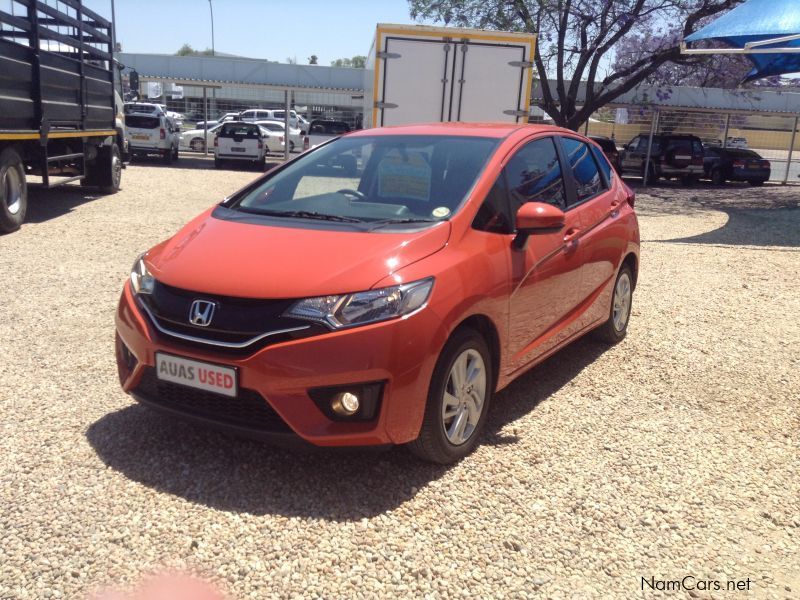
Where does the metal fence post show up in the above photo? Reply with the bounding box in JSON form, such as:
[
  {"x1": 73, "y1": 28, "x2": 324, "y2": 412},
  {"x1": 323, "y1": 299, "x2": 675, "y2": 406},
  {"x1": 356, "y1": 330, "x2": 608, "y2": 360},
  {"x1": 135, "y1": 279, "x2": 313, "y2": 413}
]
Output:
[
  {"x1": 642, "y1": 109, "x2": 659, "y2": 187},
  {"x1": 284, "y1": 89, "x2": 290, "y2": 162},
  {"x1": 203, "y1": 86, "x2": 208, "y2": 157},
  {"x1": 722, "y1": 113, "x2": 730, "y2": 148},
  {"x1": 783, "y1": 116, "x2": 798, "y2": 184}
]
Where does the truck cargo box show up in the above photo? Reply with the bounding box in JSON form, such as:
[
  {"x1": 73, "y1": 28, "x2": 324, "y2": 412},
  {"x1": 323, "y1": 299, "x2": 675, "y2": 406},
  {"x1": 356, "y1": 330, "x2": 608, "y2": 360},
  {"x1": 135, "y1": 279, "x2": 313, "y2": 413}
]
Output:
[{"x1": 364, "y1": 24, "x2": 536, "y2": 128}]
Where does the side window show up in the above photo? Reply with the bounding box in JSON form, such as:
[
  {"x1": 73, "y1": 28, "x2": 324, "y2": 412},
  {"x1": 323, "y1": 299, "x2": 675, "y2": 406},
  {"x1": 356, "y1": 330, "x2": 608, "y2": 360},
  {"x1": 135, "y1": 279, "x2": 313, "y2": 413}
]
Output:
[
  {"x1": 629, "y1": 136, "x2": 642, "y2": 152},
  {"x1": 561, "y1": 137, "x2": 606, "y2": 203},
  {"x1": 590, "y1": 145, "x2": 613, "y2": 184},
  {"x1": 505, "y1": 137, "x2": 566, "y2": 211},
  {"x1": 472, "y1": 173, "x2": 512, "y2": 234}
]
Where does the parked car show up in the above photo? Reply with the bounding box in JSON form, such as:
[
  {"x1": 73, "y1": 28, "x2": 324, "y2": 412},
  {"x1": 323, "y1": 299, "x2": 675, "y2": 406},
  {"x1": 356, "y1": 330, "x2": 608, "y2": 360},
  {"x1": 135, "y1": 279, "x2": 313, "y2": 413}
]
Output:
[
  {"x1": 620, "y1": 133, "x2": 704, "y2": 184},
  {"x1": 308, "y1": 119, "x2": 352, "y2": 148},
  {"x1": 212, "y1": 121, "x2": 274, "y2": 169},
  {"x1": 180, "y1": 123, "x2": 222, "y2": 153},
  {"x1": 254, "y1": 120, "x2": 307, "y2": 153},
  {"x1": 115, "y1": 123, "x2": 640, "y2": 463},
  {"x1": 589, "y1": 135, "x2": 621, "y2": 173},
  {"x1": 125, "y1": 112, "x2": 180, "y2": 164},
  {"x1": 726, "y1": 136, "x2": 748, "y2": 149},
  {"x1": 196, "y1": 112, "x2": 240, "y2": 130},
  {"x1": 241, "y1": 109, "x2": 303, "y2": 130},
  {"x1": 702, "y1": 138, "x2": 723, "y2": 148},
  {"x1": 703, "y1": 147, "x2": 771, "y2": 186}
]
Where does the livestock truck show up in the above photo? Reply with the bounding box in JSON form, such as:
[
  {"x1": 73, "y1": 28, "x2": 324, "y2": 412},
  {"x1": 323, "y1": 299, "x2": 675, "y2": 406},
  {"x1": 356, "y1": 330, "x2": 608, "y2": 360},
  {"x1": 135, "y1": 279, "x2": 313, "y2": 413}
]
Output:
[
  {"x1": 363, "y1": 24, "x2": 537, "y2": 128},
  {"x1": 0, "y1": 0, "x2": 125, "y2": 234}
]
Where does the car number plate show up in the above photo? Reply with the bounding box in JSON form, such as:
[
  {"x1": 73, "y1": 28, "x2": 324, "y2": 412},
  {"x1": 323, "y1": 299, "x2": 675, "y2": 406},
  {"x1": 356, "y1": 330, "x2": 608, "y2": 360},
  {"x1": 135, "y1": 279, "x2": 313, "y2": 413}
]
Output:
[
  {"x1": 749, "y1": 161, "x2": 761, "y2": 168},
  {"x1": 155, "y1": 352, "x2": 238, "y2": 397},
  {"x1": 231, "y1": 147, "x2": 246, "y2": 152},
  {"x1": 132, "y1": 134, "x2": 149, "y2": 140}
]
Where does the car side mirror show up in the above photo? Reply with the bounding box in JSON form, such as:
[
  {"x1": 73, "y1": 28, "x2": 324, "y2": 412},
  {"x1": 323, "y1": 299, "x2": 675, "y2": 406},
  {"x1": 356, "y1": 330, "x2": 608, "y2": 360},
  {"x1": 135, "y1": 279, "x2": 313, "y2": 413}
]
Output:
[{"x1": 513, "y1": 202, "x2": 565, "y2": 250}]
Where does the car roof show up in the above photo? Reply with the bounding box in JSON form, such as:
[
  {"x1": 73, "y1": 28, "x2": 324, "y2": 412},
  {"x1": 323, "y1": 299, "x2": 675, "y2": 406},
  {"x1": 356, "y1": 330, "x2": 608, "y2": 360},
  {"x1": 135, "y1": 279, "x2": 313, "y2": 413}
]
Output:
[{"x1": 348, "y1": 122, "x2": 569, "y2": 139}]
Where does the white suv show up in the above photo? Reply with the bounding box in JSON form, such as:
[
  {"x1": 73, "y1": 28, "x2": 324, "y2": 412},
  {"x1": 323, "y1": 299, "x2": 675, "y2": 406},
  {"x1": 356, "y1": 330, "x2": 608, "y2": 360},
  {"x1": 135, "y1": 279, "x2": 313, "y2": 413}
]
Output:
[
  {"x1": 213, "y1": 121, "x2": 274, "y2": 170},
  {"x1": 125, "y1": 112, "x2": 180, "y2": 164}
]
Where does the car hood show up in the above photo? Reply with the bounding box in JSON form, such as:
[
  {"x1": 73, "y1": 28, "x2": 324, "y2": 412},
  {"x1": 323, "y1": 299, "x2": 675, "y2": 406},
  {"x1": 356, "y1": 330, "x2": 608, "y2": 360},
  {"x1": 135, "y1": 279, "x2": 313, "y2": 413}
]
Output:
[{"x1": 145, "y1": 208, "x2": 451, "y2": 298}]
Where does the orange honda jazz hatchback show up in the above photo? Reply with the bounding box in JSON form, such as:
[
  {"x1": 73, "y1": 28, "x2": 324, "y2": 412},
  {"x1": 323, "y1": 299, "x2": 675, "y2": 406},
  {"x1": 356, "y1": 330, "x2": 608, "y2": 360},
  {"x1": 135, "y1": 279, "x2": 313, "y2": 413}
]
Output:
[{"x1": 115, "y1": 123, "x2": 639, "y2": 463}]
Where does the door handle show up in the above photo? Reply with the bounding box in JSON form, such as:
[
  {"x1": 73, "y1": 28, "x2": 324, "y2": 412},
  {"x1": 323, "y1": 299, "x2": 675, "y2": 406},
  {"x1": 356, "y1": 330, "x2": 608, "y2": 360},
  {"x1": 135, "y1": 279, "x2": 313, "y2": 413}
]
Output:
[
  {"x1": 563, "y1": 228, "x2": 581, "y2": 248},
  {"x1": 610, "y1": 199, "x2": 622, "y2": 208}
]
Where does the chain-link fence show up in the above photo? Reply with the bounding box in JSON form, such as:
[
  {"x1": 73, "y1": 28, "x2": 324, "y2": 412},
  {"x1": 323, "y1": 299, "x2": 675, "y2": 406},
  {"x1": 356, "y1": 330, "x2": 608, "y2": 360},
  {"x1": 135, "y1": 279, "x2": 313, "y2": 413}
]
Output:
[{"x1": 580, "y1": 107, "x2": 799, "y2": 183}]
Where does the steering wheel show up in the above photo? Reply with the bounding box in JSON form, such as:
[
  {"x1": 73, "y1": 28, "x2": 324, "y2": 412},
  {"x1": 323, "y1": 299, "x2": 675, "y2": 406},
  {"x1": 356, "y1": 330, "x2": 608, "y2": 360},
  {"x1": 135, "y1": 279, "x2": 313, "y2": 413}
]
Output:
[{"x1": 337, "y1": 189, "x2": 366, "y2": 201}]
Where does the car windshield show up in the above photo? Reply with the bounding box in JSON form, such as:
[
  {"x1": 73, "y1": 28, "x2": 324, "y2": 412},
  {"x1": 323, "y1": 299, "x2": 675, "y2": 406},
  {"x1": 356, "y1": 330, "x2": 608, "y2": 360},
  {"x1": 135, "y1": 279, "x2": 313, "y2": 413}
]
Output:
[{"x1": 229, "y1": 135, "x2": 499, "y2": 226}]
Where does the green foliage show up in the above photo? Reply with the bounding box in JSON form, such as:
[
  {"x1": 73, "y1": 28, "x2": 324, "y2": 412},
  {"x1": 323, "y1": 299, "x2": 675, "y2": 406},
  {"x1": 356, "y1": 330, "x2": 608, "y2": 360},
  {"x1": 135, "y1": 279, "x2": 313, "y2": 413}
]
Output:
[
  {"x1": 331, "y1": 55, "x2": 367, "y2": 68},
  {"x1": 175, "y1": 44, "x2": 214, "y2": 57}
]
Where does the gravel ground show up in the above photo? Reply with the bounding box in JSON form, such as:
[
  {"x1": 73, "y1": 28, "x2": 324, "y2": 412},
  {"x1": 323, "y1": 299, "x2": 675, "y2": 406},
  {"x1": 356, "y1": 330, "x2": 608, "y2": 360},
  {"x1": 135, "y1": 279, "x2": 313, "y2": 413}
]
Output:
[{"x1": 1, "y1": 159, "x2": 798, "y2": 599}]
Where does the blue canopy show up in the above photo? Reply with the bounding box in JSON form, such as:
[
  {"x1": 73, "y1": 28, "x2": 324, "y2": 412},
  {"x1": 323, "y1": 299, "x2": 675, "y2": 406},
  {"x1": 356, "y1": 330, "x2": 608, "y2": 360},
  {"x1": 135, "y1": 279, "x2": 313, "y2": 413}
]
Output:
[{"x1": 683, "y1": 0, "x2": 800, "y2": 82}]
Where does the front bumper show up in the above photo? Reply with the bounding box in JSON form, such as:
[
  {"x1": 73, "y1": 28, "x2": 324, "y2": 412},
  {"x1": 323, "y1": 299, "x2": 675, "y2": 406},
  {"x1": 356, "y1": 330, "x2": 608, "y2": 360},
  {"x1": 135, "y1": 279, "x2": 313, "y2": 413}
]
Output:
[{"x1": 115, "y1": 282, "x2": 446, "y2": 446}]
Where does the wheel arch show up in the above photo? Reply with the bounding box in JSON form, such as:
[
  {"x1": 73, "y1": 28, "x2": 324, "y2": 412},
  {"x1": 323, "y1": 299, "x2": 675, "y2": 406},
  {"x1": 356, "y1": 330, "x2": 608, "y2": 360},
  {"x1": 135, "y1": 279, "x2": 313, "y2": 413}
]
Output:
[
  {"x1": 621, "y1": 252, "x2": 638, "y2": 290},
  {"x1": 450, "y1": 314, "x2": 501, "y2": 393}
]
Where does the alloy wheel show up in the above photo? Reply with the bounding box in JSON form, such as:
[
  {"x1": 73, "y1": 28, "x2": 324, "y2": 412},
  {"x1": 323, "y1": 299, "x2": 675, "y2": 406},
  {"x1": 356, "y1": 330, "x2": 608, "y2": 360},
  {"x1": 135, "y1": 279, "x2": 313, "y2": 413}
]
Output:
[
  {"x1": 613, "y1": 272, "x2": 632, "y2": 332},
  {"x1": 441, "y1": 349, "x2": 487, "y2": 446}
]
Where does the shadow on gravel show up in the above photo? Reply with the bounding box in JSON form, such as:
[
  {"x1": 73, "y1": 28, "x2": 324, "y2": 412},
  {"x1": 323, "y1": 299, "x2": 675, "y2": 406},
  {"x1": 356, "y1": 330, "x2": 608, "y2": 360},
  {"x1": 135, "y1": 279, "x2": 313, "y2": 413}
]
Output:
[
  {"x1": 631, "y1": 181, "x2": 800, "y2": 248},
  {"x1": 24, "y1": 184, "x2": 104, "y2": 225},
  {"x1": 129, "y1": 155, "x2": 283, "y2": 171},
  {"x1": 86, "y1": 338, "x2": 608, "y2": 519}
]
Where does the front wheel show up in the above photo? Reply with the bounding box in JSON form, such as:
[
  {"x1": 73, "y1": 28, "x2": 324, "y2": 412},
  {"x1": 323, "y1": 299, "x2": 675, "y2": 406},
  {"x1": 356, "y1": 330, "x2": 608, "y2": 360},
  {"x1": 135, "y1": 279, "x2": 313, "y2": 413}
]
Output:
[
  {"x1": 711, "y1": 168, "x2": 725, "y2": 186},
  {"x1": 594, "y1": 265, "x2": 634, "y2": 345},
  {"x1": 408, "y1": 328, "x2": 493, "y2": 464},
  {"x1": 0, "y1": 147, "x2": 27, "y2": 233}
]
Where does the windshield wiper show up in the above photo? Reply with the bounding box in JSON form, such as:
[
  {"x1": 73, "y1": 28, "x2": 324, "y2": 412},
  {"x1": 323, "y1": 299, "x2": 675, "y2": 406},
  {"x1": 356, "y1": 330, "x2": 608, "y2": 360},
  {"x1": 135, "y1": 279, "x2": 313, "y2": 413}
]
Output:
[
  {"x1": 365, "y1": 217, "x2": 438, "y2": 232},
  {"x1": 235, "y1": 207, "x2": 363, "y2": 223}
]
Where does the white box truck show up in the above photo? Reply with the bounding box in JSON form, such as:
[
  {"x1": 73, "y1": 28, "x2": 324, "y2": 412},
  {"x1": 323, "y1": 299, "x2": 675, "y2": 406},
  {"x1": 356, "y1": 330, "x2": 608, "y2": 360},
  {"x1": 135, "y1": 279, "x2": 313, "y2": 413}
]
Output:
[{"x1": 363, "y1": 24, "x2": 537, "y2": 128}]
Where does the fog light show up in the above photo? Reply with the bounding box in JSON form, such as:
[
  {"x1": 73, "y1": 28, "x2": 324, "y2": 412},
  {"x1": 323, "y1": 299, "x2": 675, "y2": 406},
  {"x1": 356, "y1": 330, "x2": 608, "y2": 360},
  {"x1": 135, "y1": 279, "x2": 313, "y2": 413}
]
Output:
[{"x1": 331, "y1": 391, "x2": 360, "y2": 415}]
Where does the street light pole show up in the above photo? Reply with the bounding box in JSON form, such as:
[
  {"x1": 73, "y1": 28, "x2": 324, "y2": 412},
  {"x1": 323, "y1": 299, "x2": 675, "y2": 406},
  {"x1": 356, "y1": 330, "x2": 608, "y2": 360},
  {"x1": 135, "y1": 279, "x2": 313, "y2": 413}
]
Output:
[{"x1": 208, "y1": 0, "x2": 215, "y2": 57}]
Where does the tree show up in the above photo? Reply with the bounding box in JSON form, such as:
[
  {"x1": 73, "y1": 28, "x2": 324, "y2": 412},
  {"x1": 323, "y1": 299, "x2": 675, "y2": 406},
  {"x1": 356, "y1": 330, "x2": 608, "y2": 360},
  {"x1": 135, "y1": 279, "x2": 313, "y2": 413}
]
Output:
[
  {"x1": 331, "y1": 55, "x2": 367, "y2": 68},
  {"x1": 286, "y1": 56, "x2": 298, "y2": 64},
  {"x1": 408, "y1": 0, "x2": 745, "y2": 130},
  {"x1": 309, "y1": 54, "x2": 319, "y2": 65},
  {"x1": 175, "y1": 44, "x2": 214, "y2": 57}
]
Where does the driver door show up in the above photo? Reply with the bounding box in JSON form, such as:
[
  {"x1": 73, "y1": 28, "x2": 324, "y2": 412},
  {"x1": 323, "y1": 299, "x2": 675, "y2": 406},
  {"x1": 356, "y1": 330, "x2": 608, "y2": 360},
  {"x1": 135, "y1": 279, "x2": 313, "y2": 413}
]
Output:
[{"x1": 505, "y1": 136, "x2": 585, "y2": 375}]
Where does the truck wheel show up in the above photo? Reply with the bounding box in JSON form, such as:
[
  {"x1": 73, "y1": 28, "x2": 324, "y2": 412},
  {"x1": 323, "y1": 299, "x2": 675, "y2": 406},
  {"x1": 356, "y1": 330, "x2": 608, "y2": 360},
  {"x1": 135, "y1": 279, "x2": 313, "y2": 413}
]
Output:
[
  {"x1": 0, "y1": 147, "x2": 28, "y2": 233},
  {"x1": 711, "y1": 168, "x2": 725, "y2": 186},
  {"x1": 163, "y1": 147, "x2": 174, "y2": 165},
  {"x1": 173, "y1": 146, "x2": 179, "y2": 162},
  {"x1": 83, "y1": 144, "x2": 121, "y2": 194}
]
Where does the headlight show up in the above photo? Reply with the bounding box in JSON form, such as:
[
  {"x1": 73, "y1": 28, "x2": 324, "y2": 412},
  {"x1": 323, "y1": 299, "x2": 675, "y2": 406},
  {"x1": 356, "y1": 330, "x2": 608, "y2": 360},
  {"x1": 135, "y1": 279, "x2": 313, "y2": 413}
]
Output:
[
  {"x1": 285, "y1": 277, "x2": 434, "y2": 329},
  {"x1": 130, "y1": 254, "x2": 155, "y2": 295}
]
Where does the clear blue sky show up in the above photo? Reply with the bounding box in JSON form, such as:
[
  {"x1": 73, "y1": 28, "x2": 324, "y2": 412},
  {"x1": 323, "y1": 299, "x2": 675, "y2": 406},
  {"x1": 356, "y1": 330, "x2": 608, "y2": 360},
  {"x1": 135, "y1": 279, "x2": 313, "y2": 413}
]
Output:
[{"x1": 84, "y1": 0, "x2": 420, "y2": 64}]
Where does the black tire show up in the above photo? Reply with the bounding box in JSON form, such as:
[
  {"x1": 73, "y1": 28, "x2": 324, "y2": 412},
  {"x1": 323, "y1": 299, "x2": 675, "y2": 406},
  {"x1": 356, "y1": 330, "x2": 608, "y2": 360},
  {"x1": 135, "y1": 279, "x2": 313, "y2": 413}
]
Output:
[
  {"x1": 214, "y1": 157, "x2": 222, "y2": 169},
  {"x1": 593, "y1": 264, "x2": 634, "y2": 345},
  {"x1": 83, "y1": 143, "x2": 121, "y2": 194},
  {"x1": 748, "y1": 179, "x2": 765, "y2": 187},
  {"x1": 0, "y1": 147, "x2": 27, "y2": 234},
  {"x1": 408, "y1": 328, "x2": 494, "y2": 464},
  {"x1": 289, "y1": 141, "x2": 296, "y2": 153},
  {"x1": 711, "y1": 168, "x2": 725, "y2": 186},
  {"x1": 681, "y1": 174, "x2": 697, "y2": 186},
  {"x1": 173, "y1": 146, "x2": 179, "y2": 162},
  {"x1": 163, "y1": 147, "x2": 174, "y2": 165}
]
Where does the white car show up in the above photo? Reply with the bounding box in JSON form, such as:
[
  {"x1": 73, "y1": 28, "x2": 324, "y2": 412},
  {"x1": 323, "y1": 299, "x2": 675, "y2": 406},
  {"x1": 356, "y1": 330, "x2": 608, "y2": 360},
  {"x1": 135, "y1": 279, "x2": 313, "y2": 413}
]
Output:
[
  {"x1": 254, "y1": 120, "x2": 306, "y2": 153},
  {"x1": 726, "y1": 136, "x2": 748, "y2": 149},
  {"x1": 125, "y1": 112, "x2": 180, "y2": 163},
  {"x1": 180, "y1": 123, "x2": 222, "y2": 152},
  {"x1": 241, "y1": 108, "x2": 304, "y2": 130},
  {"x1": 213, "y1": 122, "x2": 283, "y2": 169},
  {"x1": 196, "y1": 112, "x2": 240, "y2": 130}
]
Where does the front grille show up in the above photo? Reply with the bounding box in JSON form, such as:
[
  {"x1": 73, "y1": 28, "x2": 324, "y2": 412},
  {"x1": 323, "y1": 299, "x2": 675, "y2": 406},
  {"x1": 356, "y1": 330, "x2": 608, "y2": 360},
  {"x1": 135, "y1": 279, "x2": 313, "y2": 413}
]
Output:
[
  {"x1": 138, "y1": 281, "x2": 327, "y2": 352},
  {"x1": 134, "y1": 368, "x2": 292, "y2": 433}
]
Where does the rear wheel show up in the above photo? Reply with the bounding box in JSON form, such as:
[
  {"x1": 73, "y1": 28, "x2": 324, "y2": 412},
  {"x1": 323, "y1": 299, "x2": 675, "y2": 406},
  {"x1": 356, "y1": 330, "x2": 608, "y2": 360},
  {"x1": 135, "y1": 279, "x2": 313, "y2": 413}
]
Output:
[
  {"x1": 289, "y1": 141, "x2": 296, "y2": 153},
  {"x1": 0, "y1": 147, "x2": 27, "y2": 233},
  {"x1": 408, "y1": 328, "x2": 493, "y2": 464},
  {"x1": 594, "y1": 265, "x2": 634, "y2": 345},
  {"x1": 83, "y1": 144, "x2": 121, "y2": 194},
  {"x1": 173, "y1": 145, "x2": 179, "y2": 162},
  {"x1": 681, "y1": 174, "x2": 697, "y2": 186},
  {"x1": 214, "y1": 157, "x2": 222, "y2": 169},
  {"x1": 748, "y1": 179, "x2": 765, "y2": 186},
  {"x1": 162, "y1": 147, "x2": 174, "y2": 165},
  {"x1": 711, "y1": 168, "x2": 725, "y2": 186}
]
